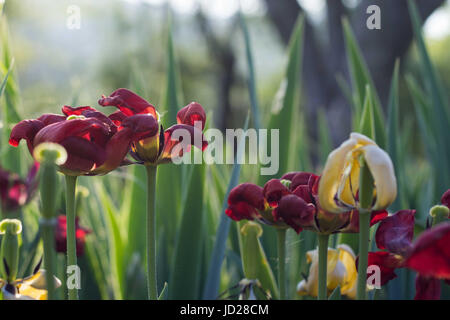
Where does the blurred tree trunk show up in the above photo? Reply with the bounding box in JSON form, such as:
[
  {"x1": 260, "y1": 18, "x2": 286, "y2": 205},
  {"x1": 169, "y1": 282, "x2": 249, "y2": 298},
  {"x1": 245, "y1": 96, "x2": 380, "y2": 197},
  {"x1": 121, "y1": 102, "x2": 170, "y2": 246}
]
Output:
[{"x1": 264, "y1": 0, "x2": 444, "y2": 155}]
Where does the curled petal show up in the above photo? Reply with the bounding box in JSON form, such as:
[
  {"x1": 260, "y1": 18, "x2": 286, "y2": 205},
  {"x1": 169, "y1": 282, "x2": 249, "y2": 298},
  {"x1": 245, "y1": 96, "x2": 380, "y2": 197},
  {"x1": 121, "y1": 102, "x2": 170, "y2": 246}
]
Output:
[
  {"x1": 361, "y1": 144, "x2": 397, "y2": 210},
  {"x1": 37, "y1": 114, "x2": 66, "y2": 125},
  {"x1": 290, "y1": 172, "x2": 317, "y2": 191},
  {"x1": 263, "y1": 179, "x2": 290, "y2": 206},
  {"x1": 414, "y1": 275, "x2": 441, "y2": 300},
  {"x1": 375, "y1": 210, "x2": 415, "y2": 255},
  {"x1": 9, "y1": 119, "x2": 45, "y2": 151},
  {"x1": 176, "y1": 102, "x2": 206, "y2": 130},
  {"x1": 441, "y1": 189, "x2": 450, "y2": 208},
  {"x1": 273, "y1": 194, "x2": 315, "y2": 233},
  {"x1": 109, "y1": 110, "x2": 127, "y2": 126},
  {"x1": 98, "y1": 88, "x2": 157, "y2": 118},
  {"x1": 59, "y1": 136, "x2": 106, "y2": 174},
  {"x1": 62, "y1": 106, "x2": 97, "y2": 116},
  {"x1": 225, "y1": 183, "x2": 265, "y2": 221},
  {"x1": 405, "y1": 222, "x2": 450, "y2": 279}
]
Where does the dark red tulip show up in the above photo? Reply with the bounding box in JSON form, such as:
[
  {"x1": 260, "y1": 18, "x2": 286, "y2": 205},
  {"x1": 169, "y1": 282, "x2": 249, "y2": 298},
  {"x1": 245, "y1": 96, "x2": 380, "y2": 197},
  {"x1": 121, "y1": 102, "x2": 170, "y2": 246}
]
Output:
[
  {"x1": 440, "y1": 189, "x2": 450, "y2": 209},
  {"x1": 55, "y1": 214, "x2": 91, "y2": 256},
  {"x1": 225, "y1": 171, "x2": 386, "y2": 235},
  {"x1": 0, "y1": 163, "x2": 39, "y2": 214},
  {"x1": 98, "y1": 88, "x2": 208, "y2": 165},
  {"x1": 365, "y1": 251, "x2": 403, "y2": 285},
  {"x1": 375, "y1": 210, "x2": 415, "y2": 256},
  {"x1": 9, "y1": 105, "x2": 158, "y2": 176}
]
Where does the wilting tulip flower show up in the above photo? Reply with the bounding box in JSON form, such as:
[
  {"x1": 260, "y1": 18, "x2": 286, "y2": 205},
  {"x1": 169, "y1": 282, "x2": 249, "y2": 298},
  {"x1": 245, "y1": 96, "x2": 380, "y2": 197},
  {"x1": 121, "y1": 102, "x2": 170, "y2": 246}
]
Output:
[
  {"x1": 98, "y1": 88, "x2": 208, "y2": 165},
  {"x1": 297, "y1": 245, "x2": 357, "y2": 299},
  {"x1": 55, "y1": 215, "x2": 91, "y2": 256},
  {"x1": 9, "y1": 105, "x2": 159, "y2": 176},
  {"x1": 98, "y1": 88, "x2": 208, "y2": 300},
  {"x1": 0, "y1": 163, "x2": 38, "y2": 215},
  {"x1": 318, "y1": 132, "x2": 397, "y2": 213},
  {"x1": 366, "y1": 205, "x2": 450, "y2": 300}
]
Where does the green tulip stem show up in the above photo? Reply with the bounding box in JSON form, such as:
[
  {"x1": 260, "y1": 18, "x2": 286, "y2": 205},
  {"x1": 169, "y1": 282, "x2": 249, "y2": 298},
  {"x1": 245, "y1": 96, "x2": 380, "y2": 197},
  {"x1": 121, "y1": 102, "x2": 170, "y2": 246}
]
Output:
[
  {"x1": 317, "y1": 233, "x2": 330, "y2": 300},
  {"x1": 145, "y1": 164, "x2": 158, "y2": 300},
  {"x1": 276, "y1": 228, "x2": 287, "y2": 300},
  {"x1": 65, "y1": 174, "x2": 78, "y2": 300}
]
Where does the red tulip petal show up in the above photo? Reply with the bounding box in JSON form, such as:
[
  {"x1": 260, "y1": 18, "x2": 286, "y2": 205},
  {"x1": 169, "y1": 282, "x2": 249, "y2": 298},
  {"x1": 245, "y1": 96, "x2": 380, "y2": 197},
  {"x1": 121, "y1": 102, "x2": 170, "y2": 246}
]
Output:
[
  {"x1": 9, "y1": 119, "x2": 45, "y2": 152},
  {"x1": 405, "y1": 222, "x2": 450, "y2": 279},
  {"x1": 92, "y1": 114, "x2": 159, "y2": 174},
  {"x1": 441, "y1": 189, "x2": 450, "y2": 208},
  {"x1": 98, "y1": 88, "x2": 157, "y2": 117},
  {"x1": 158, "y1": 124, "x2": 208, "y2": 162},
  {"x1": 176, "y1": 102, "x2": 206, "y2": 130},
  {"x1": 375, "y1": 210, "x2": 415, "y2": 256},
  {"x1": 37, "y1": 114, "x2": 66, "y2": 125},
  {"x1": 62, "y1": 106, "x2": 97, "y2": 116},
  {"x1": 290, "y1": 172, "x2": 318, "y2": 191},
  {"x1": 365, "y1": 251, "x2": 404, "y2": 286},
  {"x1": 109, "y1": 111, "x2": 127, "y2": 126},
  {"x1": 225, "y1": 183, "x2": 265, "y2": 221},
  {"x1": 59, "y1": 136, "x2": 106, "y2": 173},
  {"x1": 414, "y1": 275, "x2": 441, "y2": 300},
  {"x1": 263, "y1": 179, "x2": 291, "y2": 207},
  {"x1": 273, "y1": 194, "x2": 315, "y2": 233}
]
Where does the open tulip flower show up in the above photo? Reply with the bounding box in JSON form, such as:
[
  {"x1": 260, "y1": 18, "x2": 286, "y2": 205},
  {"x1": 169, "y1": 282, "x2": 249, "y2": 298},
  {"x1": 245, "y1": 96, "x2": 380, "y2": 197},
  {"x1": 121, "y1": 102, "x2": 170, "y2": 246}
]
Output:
[
  {"x1": 297, "y1": 244, "x2": 357, "y2": 299},
  {"x1": 318, "y1": 132, "x2": 397, "y2": 214},
  {"x1": 364, "y1": 198, "x2": 450, "y2": 300},
  {"x1": 226, "y1": 171, "x2": 387, "y2": 234},
  {"x1": 0, "y1": 163, "x2": 39, "y2": 215},
  {"x1": 9, "y1": 104, "x2": 159, "y2": 176},
  {"x1": 98, "y1": 88, "x2": 208, "y2": 165}
]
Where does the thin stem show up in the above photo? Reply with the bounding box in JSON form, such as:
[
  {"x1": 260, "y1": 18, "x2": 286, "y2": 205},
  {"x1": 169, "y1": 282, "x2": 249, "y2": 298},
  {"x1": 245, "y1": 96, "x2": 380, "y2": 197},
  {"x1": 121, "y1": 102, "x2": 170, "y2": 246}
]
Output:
[
  {"x1": 356, "y1": 210, "x2": 370, "y2": 300},
  {"x1": 276, "y1": 228, "x2": 286, "y2": 300},
  {"x1": 145, "y1": 165, "x2": 158, "y2": 300},
  {"x1": 317, "y1": 233, "x2": 329, "y2": 300},
  {"x1": 41, "y1": 219, "x2": 56, "y2": 299},
  {"x1": 65, "y1": 175, "x2": 78, "y2": 300}
]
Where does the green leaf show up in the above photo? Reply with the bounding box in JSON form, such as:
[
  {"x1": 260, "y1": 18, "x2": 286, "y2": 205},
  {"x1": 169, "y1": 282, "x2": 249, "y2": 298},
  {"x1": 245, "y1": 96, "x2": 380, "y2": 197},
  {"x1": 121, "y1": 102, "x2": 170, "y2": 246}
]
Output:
[
  {"x1": 342, "y1": 18, "x2": 386, "y2": 148},
  {"x1": 158, "y1": 282, "x2": 169, "y2": 300},
  {"x1": 328, "y1": 286, "x2": 341, "y2": 300},
  {"x1": 407, "y1": 0, "x2": 450, "y2": 197},
  {"x1": 359, "y1": 85, "x2": 375, "y2": 139},
  {"x1": 317, "y1": 109, "x2": 333, "y2": 165},
  {"x1": 239, "y1": 12, "x2": 261, "y2": 130},
  {"x1": 202, "y1": 113, "x2": 249, "y2": 299},
  {"x1": 169, "y1": 158, "x2": 205, "y2": 299}
]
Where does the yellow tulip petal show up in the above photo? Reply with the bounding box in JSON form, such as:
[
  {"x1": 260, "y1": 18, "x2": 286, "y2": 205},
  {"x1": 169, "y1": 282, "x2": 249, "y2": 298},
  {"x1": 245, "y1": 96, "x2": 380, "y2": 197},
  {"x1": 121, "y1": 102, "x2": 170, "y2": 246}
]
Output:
[
  {"x1": 20, "y1": 270, "x2": 62, "y2": 290},
  {"x1": 337, "y1": 244, "x2": 357, "y2": 299},
  {"x1": 361, "y1": 145, "x2": 397, "y2": 210},
  {"x1": 319, "y1": 138, "x2": 358, "y2": 213}
]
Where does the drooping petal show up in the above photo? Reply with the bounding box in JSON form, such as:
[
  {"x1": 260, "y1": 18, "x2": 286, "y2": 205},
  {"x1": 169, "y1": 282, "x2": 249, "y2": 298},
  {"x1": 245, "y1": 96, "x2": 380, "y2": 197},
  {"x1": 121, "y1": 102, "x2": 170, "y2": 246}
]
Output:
[
  {"x1": 273, "y1": 194, "x2": 315, "y2": 233},
  {"x1": 365, "y1": 251, "x2": 404, "y2": 286},
  {"x1": 405, "y1": 222, "x2": 450, "y2": 279},
  {"x1": 176, "y1": 102, "x2": 206, "y2": 130},
  {"x1": 98, "y1": 88, "x2": 157, "y2": 118},
  {"x1": 414, "y1": 275, "x2": 441, "y2": 300},
  {"x1": 59, "y1": 136, "x2": 106, "y2": 174},
  {"x1": 375, "y1": 210, "x2": 415, "y2": 256},
  {"x1": 17, "y1": 270, "x2": 62, "y2": 300},
  {"x1": 9, "y1": 119, "x2": 45, "y2": 151},
  {"x1": 262, "y1": 179, "x2": 291, "y2": 206},
  {"x1": 360, "y1": 144, "x2": 397, "y2": 210},
  {"x1": 225, "y1": 183, "x2": 265, "y2": 221},
  {"x1": 318, "y1": 137, "x2": 358, "y2": 213}
]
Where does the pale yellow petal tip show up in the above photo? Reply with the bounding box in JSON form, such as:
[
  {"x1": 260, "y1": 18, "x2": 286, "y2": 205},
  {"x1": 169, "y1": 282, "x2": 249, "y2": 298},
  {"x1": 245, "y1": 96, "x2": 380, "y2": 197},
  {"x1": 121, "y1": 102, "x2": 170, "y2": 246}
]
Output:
[{"x1": 33, "y1": 142, "x2": 68, "y2": 165}]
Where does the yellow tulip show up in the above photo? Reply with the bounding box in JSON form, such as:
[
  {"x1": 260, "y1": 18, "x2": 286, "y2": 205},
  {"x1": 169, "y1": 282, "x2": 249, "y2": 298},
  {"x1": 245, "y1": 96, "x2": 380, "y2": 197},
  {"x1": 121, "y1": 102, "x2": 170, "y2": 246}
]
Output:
[
  {"x1": 0, "y1": 270, "x2": 61, "y2": 300},
  {"x1": 297, "y1": 244, "x2": 357, "y2": 299},
  {"x1": 318, "y1": 132, "x2": 397, "y2": 213}
]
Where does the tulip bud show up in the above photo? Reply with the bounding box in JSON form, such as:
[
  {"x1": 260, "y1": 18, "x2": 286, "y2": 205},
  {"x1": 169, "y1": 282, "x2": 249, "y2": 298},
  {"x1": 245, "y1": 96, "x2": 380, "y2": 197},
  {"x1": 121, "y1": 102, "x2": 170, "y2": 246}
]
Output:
[
  {"x1": 429, "y1": 205, "x2": 449, "y2": 226},
  {"x1": 0, "y1": 219, "x2": 22, "y2": 282}
]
